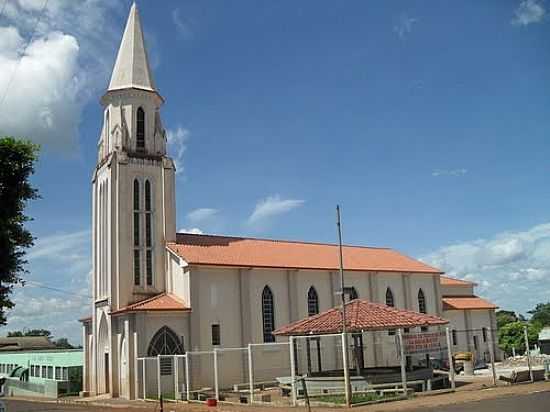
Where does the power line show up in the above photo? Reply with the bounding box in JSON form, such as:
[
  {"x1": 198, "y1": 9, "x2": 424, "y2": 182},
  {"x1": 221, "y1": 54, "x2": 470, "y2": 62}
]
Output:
[
  {"x1": 0, "y1": 0, "x2": 49, "y2": 110},
  {"x1": 25, "y1": 280, "x2": 92, "y2": 299}
]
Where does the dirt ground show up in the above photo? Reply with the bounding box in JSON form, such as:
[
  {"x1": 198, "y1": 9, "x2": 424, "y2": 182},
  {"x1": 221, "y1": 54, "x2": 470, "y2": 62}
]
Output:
[
  {"x1": 7, "y1": 380, "x2": 550, "y2": 412},
  {"x1": 52, "y1": 380, "x2": 550, "y2": 412}
]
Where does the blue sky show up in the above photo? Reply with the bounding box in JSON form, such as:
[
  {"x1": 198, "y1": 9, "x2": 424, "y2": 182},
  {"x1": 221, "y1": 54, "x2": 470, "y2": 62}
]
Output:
[{"x1": 0, "y1": 0, "x2": 549, "y2": 344}]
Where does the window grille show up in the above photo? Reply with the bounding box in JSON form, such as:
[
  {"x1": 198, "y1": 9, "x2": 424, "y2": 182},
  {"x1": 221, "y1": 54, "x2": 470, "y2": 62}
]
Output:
[
  {"x1": 385, "y1": 288, "x2": 394, "y2": 307},
  {"x1": 262, "y1": 286, "x2": 275, "y2": 343},
  {"x1": 148, "y1": 326, "x2": 185, "y2": 357},
  {"x1": 211, "y1": 324, "x2": 221, "y2": 346},
  {"x1": 307, "y1": 286, "x2": 319, "y2": 317},
  {"x1": 136, "y1": 107, "x2": 145, "y2": 150},
  {"x1": 146, "y1": 250, "x2": 153, "y2": 285}
]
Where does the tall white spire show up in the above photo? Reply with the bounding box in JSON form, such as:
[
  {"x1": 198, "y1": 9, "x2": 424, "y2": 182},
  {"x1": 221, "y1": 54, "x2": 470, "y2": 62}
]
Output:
[{"x1": 108, "y1": 2, "x2": 156, "y2": 92}]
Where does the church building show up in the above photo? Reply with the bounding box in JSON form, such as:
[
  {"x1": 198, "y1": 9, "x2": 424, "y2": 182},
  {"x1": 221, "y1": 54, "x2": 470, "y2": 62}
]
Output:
[{"x1": 80, "y1": 4, "x2": 497, "y2": 399}]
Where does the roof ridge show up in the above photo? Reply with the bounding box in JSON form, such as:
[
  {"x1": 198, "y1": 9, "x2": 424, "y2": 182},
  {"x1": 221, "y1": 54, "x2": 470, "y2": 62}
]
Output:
[{"x1": 175, "y1": 232, "x2": 392, "y2": 250}]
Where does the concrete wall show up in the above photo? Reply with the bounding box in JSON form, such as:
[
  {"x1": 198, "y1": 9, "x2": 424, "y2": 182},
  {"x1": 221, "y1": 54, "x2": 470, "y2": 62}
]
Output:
[{"x1": 443, "y1": 309, "x2": 497, "y2": 363}]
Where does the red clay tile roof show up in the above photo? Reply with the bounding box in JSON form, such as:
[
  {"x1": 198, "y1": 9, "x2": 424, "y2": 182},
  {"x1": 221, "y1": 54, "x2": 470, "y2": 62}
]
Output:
[
  {"x1": 442, "y1": 296, "x2": 497, "y2": 311},
  {"x1": 274, "y1": 299, "x2": 448, "y2": 336},
  {"x1": 167, "y1": 233, "x2": 443, "y2": 274},
  {"x1": 111, "y1": 293, "x2": 190, "y2": 315},
  {"x1": 440, "y1": 276, "x2": 477, "y2": 286}
]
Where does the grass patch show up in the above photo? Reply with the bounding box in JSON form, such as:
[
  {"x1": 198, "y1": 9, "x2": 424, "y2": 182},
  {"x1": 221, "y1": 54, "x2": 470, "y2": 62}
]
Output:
[{"x1": 314, "y1": 392, "x2": 399, "y2": 404}]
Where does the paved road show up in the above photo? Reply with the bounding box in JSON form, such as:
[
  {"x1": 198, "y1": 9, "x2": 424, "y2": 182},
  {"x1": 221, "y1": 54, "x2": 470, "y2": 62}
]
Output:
[
  {"x1": 2, "y1": 391, "x2": 550, "y2": 411},
  {"x1": 416, "y1": 390, "x2": 550, "y2": 412}
]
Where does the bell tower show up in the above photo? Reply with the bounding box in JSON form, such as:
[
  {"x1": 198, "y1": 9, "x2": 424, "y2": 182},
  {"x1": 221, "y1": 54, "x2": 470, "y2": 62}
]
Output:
[{"x1": 92, "y1": 2, "x2": 176, "y2": 312}]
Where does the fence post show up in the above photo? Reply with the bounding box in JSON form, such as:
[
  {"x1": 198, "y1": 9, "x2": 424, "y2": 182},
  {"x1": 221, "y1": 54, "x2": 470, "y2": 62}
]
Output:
[
  {"x1": 213, "y1": 349, "x2": 219, "y2": 401},
  {"x1": 289, "y1": 337, "x2": 297, "y2": 406},
  {"x1": 445, "y1": 328, "x2": 456, "y2": 390},
  {"x1": 487, "y1": 329, "x2": 497, "y2": 386},
  {"x1": 142, "y1": 359, "x2": 146, "y2": 400},
  {"x1": 157, "y1": 356, "x2": 161, "y2": 400},
  {"x1": 524, "y1": 325, "x2": 534, "y2": 382},
  {"x1": 174, "y1": 356, "x2": 179, "y2": 400},
  {"x1": 185, "y1": 354, "x2": 190, "y2": 402},
  {"x1": 247, "y1": 344, "x2": 254, "y2": 404},
  {"x1": 341, "y1": 332, "x2": 351, "y2": 407},
  {"x1": 397, "y1": 329, "x2": 407, "y2": 395}
]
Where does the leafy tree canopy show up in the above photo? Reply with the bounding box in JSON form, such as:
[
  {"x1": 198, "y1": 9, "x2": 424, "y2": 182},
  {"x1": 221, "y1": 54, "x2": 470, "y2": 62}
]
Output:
[
  {"x1": 528, "y1": 302, "x2": 550, "y2": 328},
  {"x1": 498, "y1": 321, "x2": 541, "y2": 356},
  {"x1": 496, "y1": 310, "x2": 519, "y2": 329},
  {"x1": 0, "y1": 137, "x2": 39, "y2": 325},
  {"x1": 7, "y1": 329, "x2": 51, "y2": 337}
]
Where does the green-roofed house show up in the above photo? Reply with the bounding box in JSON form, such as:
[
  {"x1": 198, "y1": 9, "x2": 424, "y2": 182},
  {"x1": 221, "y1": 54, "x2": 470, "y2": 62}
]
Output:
[{"x1": 0, "y1": 337, "x2": 83, "y2": 398}]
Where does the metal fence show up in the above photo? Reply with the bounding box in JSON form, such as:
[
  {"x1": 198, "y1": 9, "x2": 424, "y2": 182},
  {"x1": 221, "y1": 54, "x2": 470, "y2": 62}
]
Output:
[{"x1": 136, "y1": 329, "x2": 459, "y2": 406}]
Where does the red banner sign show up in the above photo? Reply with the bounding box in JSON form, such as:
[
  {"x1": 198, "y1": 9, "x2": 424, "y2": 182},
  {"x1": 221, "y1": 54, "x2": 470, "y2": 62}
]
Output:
[{"x1": 402, "y1": 332, "x2": 445, "y2": 355}]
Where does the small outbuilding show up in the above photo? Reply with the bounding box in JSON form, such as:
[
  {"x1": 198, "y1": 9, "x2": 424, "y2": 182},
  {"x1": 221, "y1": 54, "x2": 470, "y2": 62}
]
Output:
[
  {"x1": 538, "y1": 327, "x2": 550, "y2": 355},
  {"x1": 274, "y1": 299, "x2": 450, "y2": 401}
]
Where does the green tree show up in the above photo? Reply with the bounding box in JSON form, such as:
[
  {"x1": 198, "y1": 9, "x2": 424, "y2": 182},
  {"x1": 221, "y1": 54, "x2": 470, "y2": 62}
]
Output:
[
  {"x1": 528, "y1": 302, "x2": 550, "y2": 328},
  {"x1": 54, "y1": 337, "x2": 74, "y2": 349},
  {"x1": 496, "y1": 310, "x2": 519, "y2": 329},
  {"x1": 498, "y1": 321, "x2": 541, "y2": 356},
  {"x1": 0, "y1": 137, "x2": 39, "y2": 325},
  {"x1": 7, "y1": 329, "x2": 51, "y2": 338}
]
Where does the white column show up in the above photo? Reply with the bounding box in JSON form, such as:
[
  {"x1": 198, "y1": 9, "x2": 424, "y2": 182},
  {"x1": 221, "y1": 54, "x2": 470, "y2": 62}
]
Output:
[
  {"x1": 524, "y1": 326, "x2": 534, "y2": 382},
  {"x1": 248, "y1": 344, "x2": 254, "y2": 404},
  {"x1": 289, "y1": 337, "x2": 297, "y2": 406},
  {"x1": 341, "y1": 333, "x2": 351, "y2": 406},
  {"x1": 213, "y1": 349, "x2": 219, "y2": 401},
  {"x1": 157, "y1": 356, "x2": 161, "y2": 400},
  {"x1": 487, "y1": 329, "x2": 497, "y2": 386},
  {"x1": 185, "y1": 354, "x2": 190, "y2": 401},
  {"x1": 397, "y1": 329, "x2": 407, "y2": 394},
  {"x1": 445, "y1": 327, "x2": 456, "y2": 390}
]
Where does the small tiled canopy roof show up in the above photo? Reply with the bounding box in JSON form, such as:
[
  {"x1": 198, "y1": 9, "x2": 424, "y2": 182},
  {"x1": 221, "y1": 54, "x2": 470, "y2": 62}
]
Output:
[
  {"x1": 274, "y1": 299, "x2": 448, "y2": 336},
  {"x1": 440, "y1": 276, "x2": 477, "y2": 286},
  {"x1": 111, "y1": 293, "x2": 190, "y2": 316},
  {"x1": 167, "y1": 233, "x2": 443, "y2": 274},
  {"x1": 442, "y1": 296, "x2": 498, "y2": 311}
]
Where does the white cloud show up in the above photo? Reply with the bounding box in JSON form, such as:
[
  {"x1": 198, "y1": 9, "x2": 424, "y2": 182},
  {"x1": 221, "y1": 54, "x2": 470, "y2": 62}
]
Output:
[
  {"x1": 187, "y1": 208, "x2": 218, "y2": 224},
  {"x1": 512, "y1": 0, "x2": 546, "y2": 26},
  {"x1": 2, "y1": 228, "x2": 92, "y2": 343},
  {"x1": 247, "y1": 195, "x2": 304, "y2": 228},
  {"x1": 422, "y1": 222, "x2": 550, "y2": 315},
  {"x1": 432, "y1": 168, "x2": 468, "y2": 177},
  {"x1": 172, "y1": 8, "x2": 193, "y2": 39},
  {"x1": 178, "y1": 227, "x2": 204, "y2": 235},
  {"x1": 0, "y1": 0, "x2": 120, "y2": 151},
  {"x1": 393, "y1": 14, "x2": 418, "y2": 38},
  {"x1": 166, "y1": 127, "x2": 189, "y2": 175}
]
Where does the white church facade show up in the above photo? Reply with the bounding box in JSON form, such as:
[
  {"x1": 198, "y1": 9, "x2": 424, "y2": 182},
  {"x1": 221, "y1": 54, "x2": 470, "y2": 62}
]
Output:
[{"x1": 80, "y1": 4, "x2": 498, "y2": 399}]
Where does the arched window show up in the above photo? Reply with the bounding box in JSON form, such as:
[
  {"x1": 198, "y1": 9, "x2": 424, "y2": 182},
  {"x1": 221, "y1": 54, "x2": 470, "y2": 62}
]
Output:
[
  {"x1": 418, "y1": 289, "x2": 426, "y2": 314},
  {"x1": 144, "y1": 180, "x2": 153, "y2": 285},
  {"x1": 136, "y1": 107, "x2": 145, "y2": 150},
  {"x1": 262, "y1": 286, "x2": 275, "y2": 342},
  {"x1": 385, "y1": 288, "x2": 394, "y2": 307},
  {"x1": 148, "y1": 326, "x2": 185, "y2": 356},
  {"x1": 307, "y1": 286, "x2": 319, "y2": 317},
  {"x1": 133, "y1": 179, "x2": 140, "y2": 285},
  {"x1": 145, "y1": 180, "x2": 152, "y2": 211},
  {"x1": 147, "y1": 326, "x2": 184, "y2": 376}
]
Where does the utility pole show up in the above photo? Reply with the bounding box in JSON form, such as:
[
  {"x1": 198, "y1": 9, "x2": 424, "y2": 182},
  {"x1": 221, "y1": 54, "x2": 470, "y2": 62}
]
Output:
[{"x1": 337, "y1": 205, "x2": 352, "y2": 407}]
